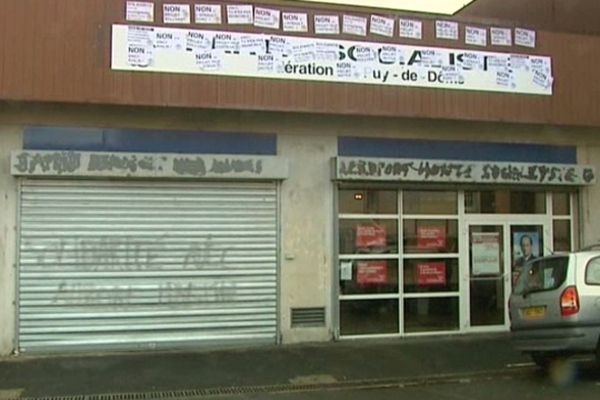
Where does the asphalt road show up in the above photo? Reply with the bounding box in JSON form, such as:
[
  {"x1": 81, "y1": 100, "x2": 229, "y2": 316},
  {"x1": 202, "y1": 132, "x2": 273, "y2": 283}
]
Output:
[{"x1": 216, "y1": 363, "x2": 600, "y2": 400}]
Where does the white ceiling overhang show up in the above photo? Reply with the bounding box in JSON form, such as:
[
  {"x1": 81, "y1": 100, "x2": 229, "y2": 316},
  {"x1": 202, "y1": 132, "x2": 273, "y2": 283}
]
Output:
[{"x1": 295, "y1": 0, "x2": 477, "y2": 15}]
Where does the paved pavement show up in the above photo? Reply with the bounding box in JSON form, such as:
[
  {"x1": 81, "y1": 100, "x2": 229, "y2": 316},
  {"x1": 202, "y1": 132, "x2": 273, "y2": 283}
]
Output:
[{"x1": 0, "y1": 334, "x2": 534, "y2": 398}]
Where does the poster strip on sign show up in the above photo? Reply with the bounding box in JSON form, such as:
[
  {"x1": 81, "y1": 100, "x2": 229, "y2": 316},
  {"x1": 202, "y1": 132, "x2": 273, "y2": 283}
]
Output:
[
  {"x1": 227, "y1": 4, "x2": 253, "y2": 24},
  {"x1": 254, "y1": 7, "x2": 280, "y2": 29},
  {"x1": 163, "y1": 4, "x2": 191, "y2": 24},
  {"x1": 436, "y1": 21, "x2": 459, "y2": 40},
  {"x1": 515, "y1": 28, "x2": 536, "y2": 48},
  {"x1": 417, "y1": 262, "x2": 446, "y2": 286},
  {"x1": 399, "y1": 19, "x2": 422, "y2": 39},
  {"x1": 195, "y1": 4, "x2": 222, "y2": 24},
  {"x1": 126, "y1": 1, "x2": 154, "y2": 22},
  {"x1": 356, "y1": 224, "x2": 387, "y2": 248},
  {"x1": 465, "y1": 26, "x2": 487, "y2": 47},
  {"x1": 343, "y1": 15, "x2": 368, "y2": 37},
  {"x1": 491, "y1": 27, "x2": 512, "y2": 46},
  {"x1": 471, "y1": 232, "x2": 501, "y2": 275},
  {"x1": 314, "y1": 15, "x2": 340, "y2": 34},
  {"x1": 370, "y1": 15, "x2": 394, "y2": 37},
  {"x1": 417, "y1": 226, "x2": 446, "y2": 250},
  {"x1": 283, "y1": 12, "x2": 308, "y2": 32},
  {"x1": 356, "y1": 261, "x2": 388, "y2": 285},
  {"x1": 112, "y1": 24, "x2": 554, "y2": 95}
]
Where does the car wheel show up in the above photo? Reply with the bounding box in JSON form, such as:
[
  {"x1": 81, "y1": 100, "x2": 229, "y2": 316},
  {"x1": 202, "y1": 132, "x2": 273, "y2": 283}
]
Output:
[{"x1": 530, "y1": 352, "x2": 552, "y2": 369}]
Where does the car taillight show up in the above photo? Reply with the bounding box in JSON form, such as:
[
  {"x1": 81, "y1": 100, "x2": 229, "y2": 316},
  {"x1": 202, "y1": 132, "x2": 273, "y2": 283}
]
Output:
[{"x1": 560, "y1": 286, "x2": 580, "y2": 317}]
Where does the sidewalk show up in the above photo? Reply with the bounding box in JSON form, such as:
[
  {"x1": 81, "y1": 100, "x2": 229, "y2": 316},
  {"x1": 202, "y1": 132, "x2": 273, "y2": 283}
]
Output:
[{"x1": 0, "y1": 334, "x2": 529, "y2": 398}]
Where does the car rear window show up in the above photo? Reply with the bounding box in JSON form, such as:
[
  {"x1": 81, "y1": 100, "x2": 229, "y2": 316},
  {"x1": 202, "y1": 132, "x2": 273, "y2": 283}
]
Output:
[
  {"x1": 586, "y1": 257, "x2": 600, "y2": 285},
  {"x1": 514, "y1": 256, "x2": 569, "y2": 295}
]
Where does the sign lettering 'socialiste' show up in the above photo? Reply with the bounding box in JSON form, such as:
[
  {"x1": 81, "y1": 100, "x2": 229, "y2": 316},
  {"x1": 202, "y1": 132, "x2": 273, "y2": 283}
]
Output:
[
  {"x1": 335, "y1": 157, "x2": 596, "y2": 186},
  {"x1": 113, "y1": 24, "x2": 553, "y2": 95}
]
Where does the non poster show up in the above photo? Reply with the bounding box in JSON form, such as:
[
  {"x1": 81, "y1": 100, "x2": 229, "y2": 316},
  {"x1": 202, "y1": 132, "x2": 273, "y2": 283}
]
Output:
[
  {"x1": 399, "y1": 19, "x2": 422, "y2": 39},
  {"x1": 370, "y1": 15, "x2": 394, "y2": 37},
  {"x1": 314, "y1": 15, "x2": 340, "y2": 34},
  {"x1": 491, "y1": 27, "x2": 512, "y2": 46},
  {"x1": 227, "y1": 4, "x2": 253, "y2": 24},
  {"x1": 254, "y1": 7, "x2": 280, "y2": 29},
  {"x1": 465, "y1": 26, "x2": 487, "y2": 47},
  {"x1": 343, "y1": 15, "x2": 367, "y2": 36},
  {"x1": 515, "y1": 28, "x2": 536, "y2": 48},
  {"x1": 163, "y1": 4, "x2": 191, "y2": 24},
  {"x1": 195, "y1": 4, "x2": 222, "y2": 24},
  {"x1": 126, "y1": 1, "x2": 154, "y2": 22},
  {"x1": 471, "y1": 232, "x2": 500, "y2": 275},
  {"x1": 283, "y1": 12, "x2": 308, "y2": 32},
  {"x1": 436, "y1": 20, "x2": 459, "y2": 40}
]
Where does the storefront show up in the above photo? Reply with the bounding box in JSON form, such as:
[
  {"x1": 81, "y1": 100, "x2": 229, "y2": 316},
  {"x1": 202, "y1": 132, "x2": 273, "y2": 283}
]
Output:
[
  {"x1": 11, "y1": 127, "x2": 288, "y2": 353},
  {"x1": 333, "y1": 138, "x2": 592, "y2": 338}
]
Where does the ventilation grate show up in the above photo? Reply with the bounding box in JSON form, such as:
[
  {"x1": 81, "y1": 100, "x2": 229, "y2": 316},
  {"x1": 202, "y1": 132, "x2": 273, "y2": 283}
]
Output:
[{"x1": 291, "y1": 307, "x2": 326, "y2": 328}]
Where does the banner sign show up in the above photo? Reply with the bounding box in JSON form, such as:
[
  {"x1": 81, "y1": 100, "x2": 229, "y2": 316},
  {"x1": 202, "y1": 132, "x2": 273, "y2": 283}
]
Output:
[
  {"x1": 112, "y1": 24, "x2": 553, "y2": 95},
  {"x1": 355, "y1": 224, "x2": 387, "y2": 248},
  {"x1": 335, "y1": 157, "x2": 596, "y2": 186},
  {"x1": 417, "y1": 262, "x2": 446, "y2": 286},
  {"x1": 417, "y1": 226, "x2": 446, "y2": 250},
  {"x1": 356, "y1": 261, "x2": 388, "y2": 285},
  {"x1": 471, "y1": 232, "x2": 501, "y2": 275},
  {"x1": 11, "y1": 150, "x2": 288, "y2": 180}
]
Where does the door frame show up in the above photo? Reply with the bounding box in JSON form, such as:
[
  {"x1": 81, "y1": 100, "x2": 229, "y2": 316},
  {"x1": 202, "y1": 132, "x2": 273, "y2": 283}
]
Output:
[{"x1": 461, "y1": 214, "x2": 552, "y2": 333}]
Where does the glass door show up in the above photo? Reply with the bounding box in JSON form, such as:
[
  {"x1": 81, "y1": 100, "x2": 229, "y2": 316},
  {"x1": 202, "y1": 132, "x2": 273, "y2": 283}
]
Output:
[{"x1": 468, "y1": 225, "x2": 506, "y2": 328}]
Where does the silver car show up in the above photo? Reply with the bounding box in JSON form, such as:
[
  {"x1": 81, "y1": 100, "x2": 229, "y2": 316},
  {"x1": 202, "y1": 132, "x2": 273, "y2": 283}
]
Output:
[{"x1": 509, "y1": 250, "x2": 600, "y2": 368}]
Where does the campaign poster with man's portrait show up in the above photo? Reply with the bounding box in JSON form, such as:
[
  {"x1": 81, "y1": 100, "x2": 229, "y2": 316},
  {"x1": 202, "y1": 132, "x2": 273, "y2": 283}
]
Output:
[{"x1": 511, "y1": 231, "x2": 540, "y2": 286}]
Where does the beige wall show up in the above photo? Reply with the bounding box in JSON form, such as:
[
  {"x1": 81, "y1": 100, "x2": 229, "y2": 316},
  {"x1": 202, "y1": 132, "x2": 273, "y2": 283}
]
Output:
[
  {"x1": 278, "y1": 135, "x2": 336, "y2": 343},
  {"x1": 1, "y1": 102, "x2": 600, "y2": 352},
  {"x1": 0, "y1": 125, "x2": 21, "y2": 356}
]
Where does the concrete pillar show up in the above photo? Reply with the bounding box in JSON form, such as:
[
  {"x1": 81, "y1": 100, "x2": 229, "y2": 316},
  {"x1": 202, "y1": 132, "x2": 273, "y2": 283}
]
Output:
[
  {"x1": 0, "y1": 126, "x2": 21, "y2": 355},
  {"x1": 278, "y1": 134, "x2": 336, "y2": 343},
  {"x1": 578, "y1": 145, "x2": 600, "y2": 247}
]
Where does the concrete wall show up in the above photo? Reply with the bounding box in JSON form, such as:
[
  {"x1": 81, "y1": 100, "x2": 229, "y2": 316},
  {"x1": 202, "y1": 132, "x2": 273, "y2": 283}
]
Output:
[
  {"x1": 278, "y1": 135, "x2": 336, "y2": 343},
  {"x1": 0, "y1": 125, "x2": 21, "y2": 356},
  {"x1": 1, "y1": 102, "x2": 600, "y2": 352},
  {"x1": 577, "y1": 145, "x2": 600, "y2": 247}
]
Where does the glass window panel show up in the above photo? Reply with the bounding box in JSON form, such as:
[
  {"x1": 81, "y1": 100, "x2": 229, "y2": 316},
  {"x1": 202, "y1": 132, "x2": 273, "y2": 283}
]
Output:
[
  {"x1": 339, "y1": 219, "x2": 398, "y2": 254},
  {"x1": 403, "y1": 191, "x2": 457, "y2": 215},
  {"x1": 552, "y1": 192, "x2": 570, "y2": 216},
  {"x1": 403, "y1": 258, "x2": 459, "y2": 293},
  {"x1": 340, "y1": 259, "x2": 399, "y2": 295},
  {"x1": 403, "y1": 219, "x2": 458, "y2": 254},
  {"x1": 404, "y1": 297, "x2": 459, "y2": 333},
  {"x1": 465, "y1": 190, "x2": 546, "y2": 214},
  {"x1": 340, "y1": 299, "x2": 399, "y2": 335},
  {"x1": 469, "y1": 278, "x2": 505, "y2": 326},
  {"x1": 585, "y1": 257, "x2": 600, "y2": 285},
  {"x1": 553, "y1": 220, "x2": 571, "y2": 252},
  {"x1": 339, "y1": 189, "x2": 397, "y2": 214}
]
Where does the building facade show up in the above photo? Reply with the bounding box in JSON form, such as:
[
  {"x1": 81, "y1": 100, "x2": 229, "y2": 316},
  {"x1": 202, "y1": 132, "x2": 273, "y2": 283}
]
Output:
[{"x1": 1, "y1": 0, "x2": 600, "y2": 354}]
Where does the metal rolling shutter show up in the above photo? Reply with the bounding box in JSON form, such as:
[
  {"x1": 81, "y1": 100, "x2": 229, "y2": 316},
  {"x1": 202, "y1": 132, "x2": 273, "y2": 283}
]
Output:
[{"x1": 18, "y1": 180, "x2": 278, "y2": 353}]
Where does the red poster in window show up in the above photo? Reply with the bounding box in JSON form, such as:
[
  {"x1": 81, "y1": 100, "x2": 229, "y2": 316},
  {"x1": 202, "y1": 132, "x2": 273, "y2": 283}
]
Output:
[
  {"x1": 355, "y1": 224, "x2": 387, "y2": 248},
  {"x1": 356, "y1": 261, "x2": 388, "y2": 285},
  {"x1": 416, "y1": 262, "x2": 446, "y2": 286},
  {"x1": 417, "y1": 226, "x2": 446, "y2": 250}
]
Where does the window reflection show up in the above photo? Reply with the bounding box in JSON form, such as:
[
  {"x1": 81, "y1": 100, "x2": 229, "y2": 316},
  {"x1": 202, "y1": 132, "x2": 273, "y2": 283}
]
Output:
[{"x1": 465, "y1": 190, "x2": 545, "y2": 214}]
